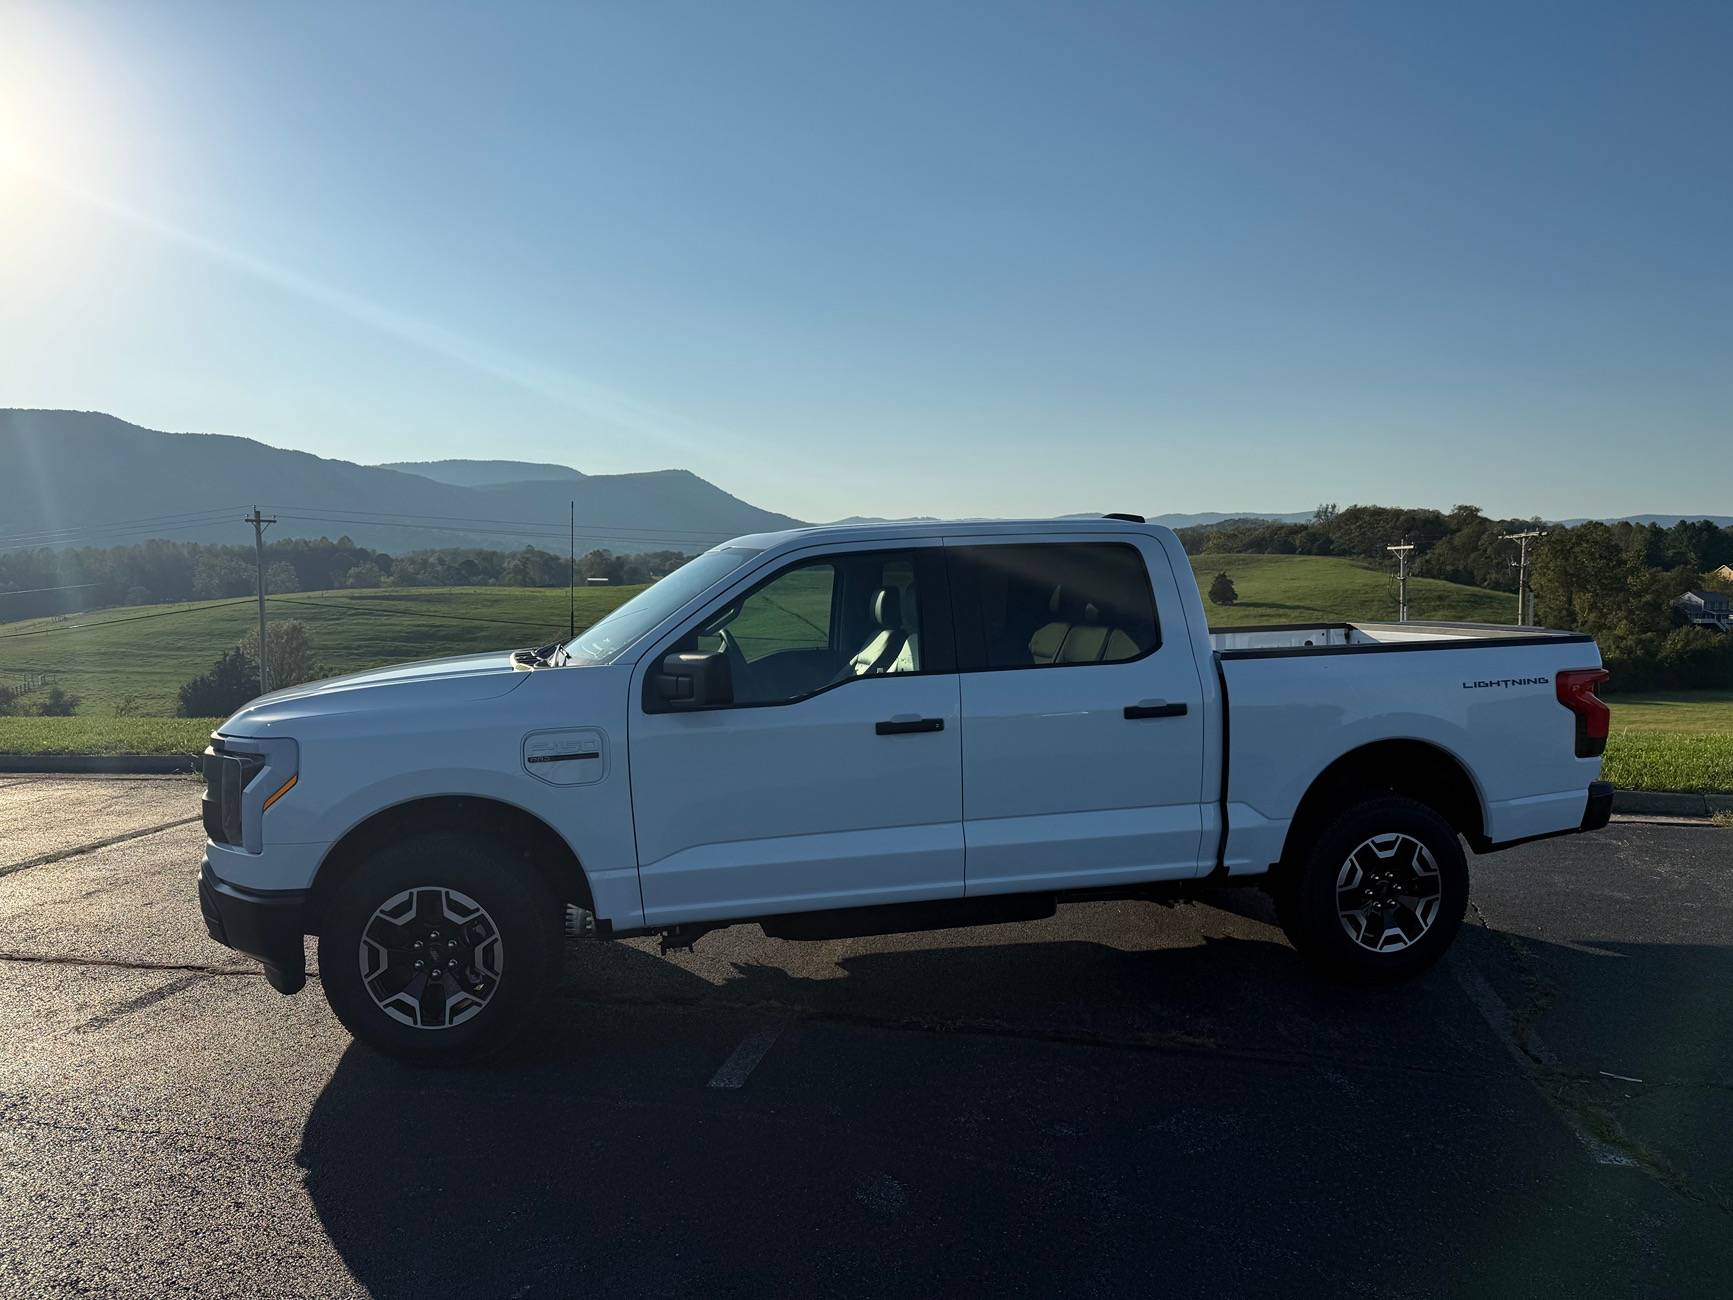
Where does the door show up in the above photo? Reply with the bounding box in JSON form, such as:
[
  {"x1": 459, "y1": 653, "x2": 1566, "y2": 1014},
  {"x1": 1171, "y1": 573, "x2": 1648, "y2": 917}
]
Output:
[
  {"x1": 629, "y1": 543, "x2": 963, "y2": 925},
  {"x1": 947, "y1": 535, "x2": 1209, "y2": 894}
]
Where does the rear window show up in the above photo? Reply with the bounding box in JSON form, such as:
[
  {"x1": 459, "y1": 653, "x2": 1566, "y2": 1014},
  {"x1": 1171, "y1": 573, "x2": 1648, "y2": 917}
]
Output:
[{"x1": 948, "y1": 542, "x2": 1159, "y2": 671}]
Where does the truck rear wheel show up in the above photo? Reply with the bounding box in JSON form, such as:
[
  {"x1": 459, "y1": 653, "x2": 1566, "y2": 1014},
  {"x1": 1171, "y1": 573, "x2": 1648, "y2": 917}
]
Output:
[
  {"x1": 317, "y1": 832, "x2": 562, "y2": 1063},
  {"x1": 1276, "y1": 795, "x2": 1468, "y2": 983}
]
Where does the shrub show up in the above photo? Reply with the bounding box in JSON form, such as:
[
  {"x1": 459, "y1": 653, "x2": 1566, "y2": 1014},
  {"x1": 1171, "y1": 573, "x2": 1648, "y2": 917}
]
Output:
[
  {"x1": 1208, "y1": 572, "x2": 1238, "y2": 606},
  {"x1": 240, "y1": 620, "x2": 318, "y2": 691},
  {"x1": 37, "y1": 686, "x2": 80, "y2": 716},
  {"x1": 177, "y1": 647, "x2": 260, "y2": 718}
]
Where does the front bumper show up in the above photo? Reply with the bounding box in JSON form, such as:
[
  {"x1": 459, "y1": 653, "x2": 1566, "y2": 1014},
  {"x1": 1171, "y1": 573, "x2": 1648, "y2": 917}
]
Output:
[{"x1": 199, "y1": 861, "x2": 309, "y2": 994}]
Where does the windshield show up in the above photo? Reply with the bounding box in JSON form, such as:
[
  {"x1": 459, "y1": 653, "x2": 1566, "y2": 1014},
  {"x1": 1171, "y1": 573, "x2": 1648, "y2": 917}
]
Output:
[{"x1": 563, "y1": 547, "x2": 761, "y2": 665}]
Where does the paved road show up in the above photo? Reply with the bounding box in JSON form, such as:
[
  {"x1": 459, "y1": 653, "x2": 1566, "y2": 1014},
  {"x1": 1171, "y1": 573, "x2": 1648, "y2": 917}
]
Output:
[{"x1": 0, "y1": 777, "x2": 1728, "y2": 1298}]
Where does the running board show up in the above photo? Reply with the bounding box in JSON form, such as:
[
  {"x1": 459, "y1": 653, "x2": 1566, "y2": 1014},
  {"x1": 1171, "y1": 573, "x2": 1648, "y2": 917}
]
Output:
[{"x1": 759, "y1": 893, "x2": 1056, "y2": 942}]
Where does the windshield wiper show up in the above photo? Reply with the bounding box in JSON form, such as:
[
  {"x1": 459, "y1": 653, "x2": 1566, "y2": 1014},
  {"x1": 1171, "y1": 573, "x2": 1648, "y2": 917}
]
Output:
[{"x1": 511, "y1": 640, "x2": 568, "y2": 669}]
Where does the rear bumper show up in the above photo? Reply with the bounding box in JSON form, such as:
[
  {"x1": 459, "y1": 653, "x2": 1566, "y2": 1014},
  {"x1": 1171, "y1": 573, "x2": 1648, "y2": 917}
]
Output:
[
  {"x1": 198, "y1": 861, "x2": 308, "y2": 994},
  {"x1": 1474, "y1": 780, "x2": 1614, "y2": 854}
]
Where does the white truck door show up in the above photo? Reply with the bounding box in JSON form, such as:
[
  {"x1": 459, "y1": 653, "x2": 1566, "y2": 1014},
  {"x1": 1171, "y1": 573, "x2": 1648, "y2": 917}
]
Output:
[
  {"x1": 629, "y1": 543, "x2": 964, "y2": 926},
  {"x1": 947, "y1": 534, "x2": 1210, "y2": 894}
]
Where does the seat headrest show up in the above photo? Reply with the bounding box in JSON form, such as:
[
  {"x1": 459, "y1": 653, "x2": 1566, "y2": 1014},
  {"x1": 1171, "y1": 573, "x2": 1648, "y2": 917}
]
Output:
[
  {"x1": 1048, "y1": 585, "x2": 1066, "y2": 616},
  {"x1": 872, "y1": 586, "x2": 900, "y2": 629}
]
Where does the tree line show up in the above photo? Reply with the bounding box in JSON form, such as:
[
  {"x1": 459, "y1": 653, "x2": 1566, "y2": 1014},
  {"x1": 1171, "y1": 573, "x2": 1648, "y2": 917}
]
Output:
[
  {"x1": 1179, "y1": 504, "x2": 1733, "y2": 591},
  {"x1": 1182, "y1": 505, "x2": 1733, "y2": 690},
  {"x1": 0, "y1": 537, "x2": 693, "y2": 623}
]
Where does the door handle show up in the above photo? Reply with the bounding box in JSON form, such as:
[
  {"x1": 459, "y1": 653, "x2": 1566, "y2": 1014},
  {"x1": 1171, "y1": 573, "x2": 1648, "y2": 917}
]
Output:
[
  {"x1": 1124, "y1": 700, "x2": 1188, "y2": 720},
  {"x1": 876, "y1": 716, "x2": 945, "y2": 736}
]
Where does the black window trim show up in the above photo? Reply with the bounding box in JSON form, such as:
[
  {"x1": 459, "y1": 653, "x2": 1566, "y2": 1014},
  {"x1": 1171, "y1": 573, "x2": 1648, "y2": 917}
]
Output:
[
  {"x1": 640, "y1": 545, "x2": 957, "y2": 713},
  {"x1": 944, "y1": 539, "x2": 1165, "y2": 676}
]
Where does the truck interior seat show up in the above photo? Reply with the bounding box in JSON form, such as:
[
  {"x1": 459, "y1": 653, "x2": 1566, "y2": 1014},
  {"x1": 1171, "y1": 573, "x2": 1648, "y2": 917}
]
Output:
[
  {"x1": 1028, "y1": 586, "x2": 1078, "y2": 664},
  {"x1": 847, "y1": 586, "x2": 912, "y2": 676},
  {"x1": 1056, "y1": 606, "x2": 1138, "y2": 663}
]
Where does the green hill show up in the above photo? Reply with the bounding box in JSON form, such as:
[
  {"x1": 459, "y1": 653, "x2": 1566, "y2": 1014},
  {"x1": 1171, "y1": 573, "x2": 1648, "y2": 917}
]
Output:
[
  {"x1": 0, "y1": 586, "x2": 642, "y2": 717},
  {"x1": 1191, "y1": 553, "x2": 1513, "y2": 626},
  {"x1": 0, "y1": 554, "x2": 1515, "y2": 718}
]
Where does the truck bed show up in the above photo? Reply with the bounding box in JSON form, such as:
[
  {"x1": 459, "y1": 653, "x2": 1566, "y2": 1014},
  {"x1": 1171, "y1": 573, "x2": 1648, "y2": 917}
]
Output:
[
  {"x1": 1210, "y1": 621, "x2": 1604, "y2": 873},
  {"x1": 1210, "y1": 621, "x2": 1594, "y2": 658}
]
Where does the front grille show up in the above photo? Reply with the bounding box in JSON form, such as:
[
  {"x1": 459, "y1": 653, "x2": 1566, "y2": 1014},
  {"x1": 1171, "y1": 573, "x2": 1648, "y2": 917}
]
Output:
[{"x1": 201, "y1": 743, "x2": 262, "y2": 846}]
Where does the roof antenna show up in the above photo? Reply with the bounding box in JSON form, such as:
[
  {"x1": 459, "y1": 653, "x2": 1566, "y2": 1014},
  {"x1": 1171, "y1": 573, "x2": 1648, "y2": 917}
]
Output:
[{"x1": 568, "y1": 500, "x2": 576, "y2": 640}]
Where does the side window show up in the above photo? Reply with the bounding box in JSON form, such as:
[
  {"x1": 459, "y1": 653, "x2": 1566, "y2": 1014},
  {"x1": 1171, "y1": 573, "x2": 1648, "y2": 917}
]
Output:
[
  {"x1": 727, "y1": 562, "x2": 836, "y2": 663},
  {"x1": 670, "y1": 550, "x2": 937, "y2": 706},
  {"x1": 949, "y1": 542, "x2": 1160, "y2": 671}
]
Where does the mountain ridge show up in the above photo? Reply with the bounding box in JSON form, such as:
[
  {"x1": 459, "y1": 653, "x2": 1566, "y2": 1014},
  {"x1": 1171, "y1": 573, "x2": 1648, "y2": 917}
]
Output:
[
  {"x1": 380, "y1": 459, "x2": 588, "y2": 488},
  {"x1": 4, "y1": 411, "x2": 1727, "y2": 554},
  {"x1": 0, "y1": 410, "x2": 802, "y2": 554}
]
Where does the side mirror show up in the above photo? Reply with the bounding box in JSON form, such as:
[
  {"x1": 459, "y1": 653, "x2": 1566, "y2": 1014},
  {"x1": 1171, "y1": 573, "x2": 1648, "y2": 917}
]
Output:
[{"x1": 651, "y1": 650, "x2": 733, "y2": 710}]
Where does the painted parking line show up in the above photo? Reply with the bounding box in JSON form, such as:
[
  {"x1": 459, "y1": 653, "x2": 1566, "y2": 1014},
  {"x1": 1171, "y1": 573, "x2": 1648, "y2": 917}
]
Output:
[
  {"x1": 1446, "y1": 955, "x2": 1634, "y2": 1167},
  {"x1": 707, "y1": 1022, "x2": 786, "y2": 1089}
]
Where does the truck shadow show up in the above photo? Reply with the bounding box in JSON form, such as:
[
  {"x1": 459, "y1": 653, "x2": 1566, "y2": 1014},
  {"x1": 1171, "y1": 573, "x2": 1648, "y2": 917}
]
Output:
[{"x1": 294, "y1": 910, "x2": 1733, "y2": 1298}]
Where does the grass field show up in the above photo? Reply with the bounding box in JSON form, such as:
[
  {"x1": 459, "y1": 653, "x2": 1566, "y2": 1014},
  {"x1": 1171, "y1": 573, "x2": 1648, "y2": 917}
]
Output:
[
  {"x1": 1, "y1": 559, "x2": 1725, "y2": 792},
  {"x1": 0, "y1": 716, "x2": 219, "y2": 756},
  {"x1": 0, "y1": 585, "x2": 642, "y2": 717},
  {"x1": 0, "y1": 554, "x2": 1509, "y2": 718},
  {"x1": 1601, "y1": 689, "x2": 1733, "y2": 794},
  {"x1": 1189, "y1": 553, "x2": 1514, "y2": 626}
]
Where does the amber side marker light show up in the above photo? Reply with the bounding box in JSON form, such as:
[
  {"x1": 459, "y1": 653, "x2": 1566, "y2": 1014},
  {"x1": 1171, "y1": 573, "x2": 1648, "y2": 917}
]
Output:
[{"x1": 262, "y1": 774, "x2": 297, "y2": 811}]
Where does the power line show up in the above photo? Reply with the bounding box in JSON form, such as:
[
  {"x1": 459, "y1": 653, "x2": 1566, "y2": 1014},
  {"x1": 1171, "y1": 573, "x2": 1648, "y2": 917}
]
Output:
[
  {"x1": 272, "y1": 513, "x2": 717, "y2": 548},
  {"x1": 0, "y1": 517, "x2": 252, "y2": 554},
  {"x1": 263, "y1": 503, "x2": 740, "y2": 541},
  {"x1": 0, "y1": 505, "x2": 734, "y2": 556},
  {"x1": 0, "y1": 502, "x2": 251, "y2": 544}
]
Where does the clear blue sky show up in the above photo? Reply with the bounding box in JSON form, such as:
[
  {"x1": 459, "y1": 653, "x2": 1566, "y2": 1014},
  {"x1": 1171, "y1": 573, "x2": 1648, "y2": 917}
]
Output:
[{"x1": 2, "y1": 1, "x2": 1728, "y2": 523}]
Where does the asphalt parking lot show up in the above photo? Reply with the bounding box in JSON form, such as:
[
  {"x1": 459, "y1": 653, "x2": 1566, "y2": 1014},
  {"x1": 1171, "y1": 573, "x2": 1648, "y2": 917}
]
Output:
[{"x1": 1, "y1": 776, "x2": 1729, "y2": 1298}]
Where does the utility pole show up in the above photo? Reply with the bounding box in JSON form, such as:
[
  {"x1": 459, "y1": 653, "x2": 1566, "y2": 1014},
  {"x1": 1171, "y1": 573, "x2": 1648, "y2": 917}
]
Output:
[
  {"x1": 568, "y1": 500, "x2": 576, "y2": 640},
  {"x1": 245, "y1": 507, "x2": 276, "y2": 693},
  {"x1": 1387, "y1": 540, "x2": 1415, "y2": 622},
  {"x1": 1504, "y1": 529, "x2": 1547, "y2": 626}
]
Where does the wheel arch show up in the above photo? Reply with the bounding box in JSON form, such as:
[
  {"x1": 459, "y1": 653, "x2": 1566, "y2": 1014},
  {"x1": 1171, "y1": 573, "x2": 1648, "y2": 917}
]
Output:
[
  {"x1": 304, "y1": 795, "x2": 595, "y2": 934},
  {"x1": 1277, "y1": 738, "x2": 1486, "y2": 872}
]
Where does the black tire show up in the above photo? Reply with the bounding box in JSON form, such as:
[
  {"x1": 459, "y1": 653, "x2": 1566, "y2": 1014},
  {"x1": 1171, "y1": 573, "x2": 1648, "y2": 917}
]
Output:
[
  {"x1": 317, "y1": 832, "x2": 562, "y2": 1064},
  {"x1": 1276, "y1": 795, "x2": 1468, "y2": 983}
]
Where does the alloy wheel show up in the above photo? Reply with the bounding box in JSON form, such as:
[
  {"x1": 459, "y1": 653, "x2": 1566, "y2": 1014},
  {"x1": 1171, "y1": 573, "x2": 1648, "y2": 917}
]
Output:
[
  {"x1": 1334, "y1": 833, "x2": 1442, "y2": 954},
  {"x1": 358, "y1": 886, "x2": 504, "y2": 1028}
]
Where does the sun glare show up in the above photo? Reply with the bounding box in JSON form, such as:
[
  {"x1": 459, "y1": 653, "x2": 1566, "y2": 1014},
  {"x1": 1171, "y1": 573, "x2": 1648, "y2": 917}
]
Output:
[{"x1": 0, "y1": 6, "x2": 133, "y2": 192}]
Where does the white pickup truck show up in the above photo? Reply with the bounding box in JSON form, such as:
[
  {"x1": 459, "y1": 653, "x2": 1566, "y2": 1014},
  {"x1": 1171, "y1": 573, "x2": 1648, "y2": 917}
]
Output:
[{"x1": 198, "y1": 517, "x2": 1613, "y2": 1061}]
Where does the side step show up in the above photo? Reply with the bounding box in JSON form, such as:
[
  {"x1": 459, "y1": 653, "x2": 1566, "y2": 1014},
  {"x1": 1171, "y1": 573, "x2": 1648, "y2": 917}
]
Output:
[{"x1": 760, "y1": 893, "x2": 1056, "y2": 942}]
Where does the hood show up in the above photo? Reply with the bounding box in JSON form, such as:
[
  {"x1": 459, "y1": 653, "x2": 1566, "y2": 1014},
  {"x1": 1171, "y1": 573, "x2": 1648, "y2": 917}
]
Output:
[{"x1": 221, "y1": 650, "x2": 533, "y2": 733}]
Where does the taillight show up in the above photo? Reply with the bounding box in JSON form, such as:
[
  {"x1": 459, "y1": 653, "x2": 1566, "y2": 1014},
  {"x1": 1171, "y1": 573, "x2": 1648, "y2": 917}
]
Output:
[{"x1": 1556, "y1": 668, "x2": 1610, "y2": 758}]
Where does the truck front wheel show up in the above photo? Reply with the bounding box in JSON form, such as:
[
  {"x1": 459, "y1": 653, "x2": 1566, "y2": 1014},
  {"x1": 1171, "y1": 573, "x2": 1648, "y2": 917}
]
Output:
[
  {"x1": 316, "y1": 833, "x2": 562, "y2": 1063},
  {"x1": 1276, "y1": 795, "x2": 1468, "y2": 983}
]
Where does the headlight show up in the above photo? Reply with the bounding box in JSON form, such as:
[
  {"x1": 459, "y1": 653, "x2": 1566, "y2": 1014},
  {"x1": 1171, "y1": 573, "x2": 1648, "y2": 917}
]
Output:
[{"x1": 201, "y1": 735, "x2": 298, "y2": 853}]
